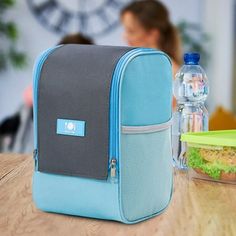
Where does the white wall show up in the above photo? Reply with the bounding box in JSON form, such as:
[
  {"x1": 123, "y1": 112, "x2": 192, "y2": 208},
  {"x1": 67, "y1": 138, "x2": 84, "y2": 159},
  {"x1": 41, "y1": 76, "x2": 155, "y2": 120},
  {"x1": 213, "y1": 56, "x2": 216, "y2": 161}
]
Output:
[
  {"x1": 202, "y1": 0, "x2": 234, "y2": 113},
  {"x1": 0, "y1": 0, "x2": 202, "y2": 121}
]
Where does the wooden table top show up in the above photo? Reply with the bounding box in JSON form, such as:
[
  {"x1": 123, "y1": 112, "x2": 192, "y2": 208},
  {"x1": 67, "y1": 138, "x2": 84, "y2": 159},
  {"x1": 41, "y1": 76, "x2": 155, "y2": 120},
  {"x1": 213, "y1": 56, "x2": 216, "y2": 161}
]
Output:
[{"x1": 0, "y1": 154, "x2": 235, "y2": 236}]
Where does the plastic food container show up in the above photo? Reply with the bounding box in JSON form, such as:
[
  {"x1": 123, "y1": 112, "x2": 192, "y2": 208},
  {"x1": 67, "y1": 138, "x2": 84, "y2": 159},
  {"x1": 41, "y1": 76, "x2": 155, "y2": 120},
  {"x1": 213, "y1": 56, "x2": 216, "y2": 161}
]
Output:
[{"x1": 181, "y1": 130, "x2": 236, "y2": 184}]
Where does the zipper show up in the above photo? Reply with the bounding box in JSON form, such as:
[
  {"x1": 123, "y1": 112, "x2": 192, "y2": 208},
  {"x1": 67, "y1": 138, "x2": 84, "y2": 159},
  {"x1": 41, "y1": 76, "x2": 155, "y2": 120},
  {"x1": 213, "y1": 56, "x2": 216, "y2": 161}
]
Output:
[
  {"x1": 33, "y1": 45, "x2": 62, "y2": 169},
  {"x1": 109, "y1": 48, "x2": 169, "y2": 180},
  {"x1": 109, "y1": 48, "x2": 141, "y2": 179},
  {"x1": 33, "y1": 148, "x2": 38, "y2": 166}
]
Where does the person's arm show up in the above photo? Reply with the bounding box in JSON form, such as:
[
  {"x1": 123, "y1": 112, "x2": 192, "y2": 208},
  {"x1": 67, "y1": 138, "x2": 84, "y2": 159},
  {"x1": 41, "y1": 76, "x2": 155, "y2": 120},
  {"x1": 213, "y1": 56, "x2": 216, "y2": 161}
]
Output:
[{"x1": 23, "y1": 85, "x2": 33, "y2": 108}]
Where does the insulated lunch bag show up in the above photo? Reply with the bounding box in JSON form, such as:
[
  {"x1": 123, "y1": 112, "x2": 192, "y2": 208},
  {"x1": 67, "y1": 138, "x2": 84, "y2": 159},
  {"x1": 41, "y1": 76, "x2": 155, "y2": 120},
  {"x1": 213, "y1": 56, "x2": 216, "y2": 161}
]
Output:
[{"x1": 32, "y1": 44, "x2": 173, "y2": 224}]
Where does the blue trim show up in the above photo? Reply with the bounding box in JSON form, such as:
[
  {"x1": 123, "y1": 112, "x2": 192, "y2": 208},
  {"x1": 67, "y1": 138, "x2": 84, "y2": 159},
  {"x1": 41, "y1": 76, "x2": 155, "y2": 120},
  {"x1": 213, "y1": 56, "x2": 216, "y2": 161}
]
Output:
[{"x1": 33, "y1": 45, "x2": 62, "y2": 169}]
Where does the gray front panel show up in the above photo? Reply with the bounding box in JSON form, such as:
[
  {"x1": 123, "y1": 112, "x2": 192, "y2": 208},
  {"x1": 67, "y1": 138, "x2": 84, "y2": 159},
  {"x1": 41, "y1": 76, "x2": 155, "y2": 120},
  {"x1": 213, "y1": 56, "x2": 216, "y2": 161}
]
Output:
[{"x1": 37, "y1": 44, "x2": 132, "y2": 179}]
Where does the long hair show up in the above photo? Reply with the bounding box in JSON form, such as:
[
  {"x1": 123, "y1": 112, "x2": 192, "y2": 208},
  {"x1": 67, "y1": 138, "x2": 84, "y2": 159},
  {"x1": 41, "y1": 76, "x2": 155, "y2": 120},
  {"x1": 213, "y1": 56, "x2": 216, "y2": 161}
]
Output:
[{"x1": 121, "y1": 0, "x2": 182, "y2": 65}]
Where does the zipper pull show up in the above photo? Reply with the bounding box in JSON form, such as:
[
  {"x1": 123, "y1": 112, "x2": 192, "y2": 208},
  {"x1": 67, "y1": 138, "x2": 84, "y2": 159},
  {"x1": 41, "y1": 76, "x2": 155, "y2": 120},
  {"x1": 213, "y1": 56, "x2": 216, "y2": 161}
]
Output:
[
  {"x1": 110, "y1": 158, "x2": 117, "y2": 183},
  {"x1": 33, "y1": 149, "x2": 38, "y2": 159},
  {"x1": 33, "y1": 149, "x2": 38, "y2": 169}
]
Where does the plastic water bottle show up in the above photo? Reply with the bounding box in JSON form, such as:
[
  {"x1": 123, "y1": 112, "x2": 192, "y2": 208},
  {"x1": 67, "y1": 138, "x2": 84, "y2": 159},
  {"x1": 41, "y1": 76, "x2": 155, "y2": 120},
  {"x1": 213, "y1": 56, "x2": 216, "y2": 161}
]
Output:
[{"x1": 172, "y1": 53, "x2": 209, "y2": 169}]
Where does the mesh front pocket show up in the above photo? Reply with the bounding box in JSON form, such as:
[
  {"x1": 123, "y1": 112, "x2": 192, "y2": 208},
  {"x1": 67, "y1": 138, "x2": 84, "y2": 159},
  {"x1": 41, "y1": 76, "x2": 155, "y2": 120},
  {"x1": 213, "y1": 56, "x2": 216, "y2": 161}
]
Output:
[{"x1": 119, "y1": 124, "x2": 173, "y2": 222}]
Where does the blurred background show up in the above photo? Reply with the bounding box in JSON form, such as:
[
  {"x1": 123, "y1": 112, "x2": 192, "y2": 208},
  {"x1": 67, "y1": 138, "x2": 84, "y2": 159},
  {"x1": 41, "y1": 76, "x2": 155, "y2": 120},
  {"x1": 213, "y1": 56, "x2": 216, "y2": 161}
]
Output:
[{"x1": 0, "y1": 0, "x2": 236, "y2": 154}]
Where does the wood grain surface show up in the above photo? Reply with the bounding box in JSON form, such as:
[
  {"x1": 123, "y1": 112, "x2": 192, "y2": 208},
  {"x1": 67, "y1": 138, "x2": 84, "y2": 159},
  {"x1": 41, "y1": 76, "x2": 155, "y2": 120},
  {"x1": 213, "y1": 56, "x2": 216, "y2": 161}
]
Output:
[{"x1": 0, "y1": 154, "x2": 235, "y2": 236}]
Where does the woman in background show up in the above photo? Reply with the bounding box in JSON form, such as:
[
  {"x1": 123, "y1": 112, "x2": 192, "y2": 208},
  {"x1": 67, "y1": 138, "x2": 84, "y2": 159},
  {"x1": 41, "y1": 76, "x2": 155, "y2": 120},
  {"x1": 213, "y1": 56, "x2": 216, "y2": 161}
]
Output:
[{"x1": 120, "y1": 0, "x2": 182, "y2": 76}]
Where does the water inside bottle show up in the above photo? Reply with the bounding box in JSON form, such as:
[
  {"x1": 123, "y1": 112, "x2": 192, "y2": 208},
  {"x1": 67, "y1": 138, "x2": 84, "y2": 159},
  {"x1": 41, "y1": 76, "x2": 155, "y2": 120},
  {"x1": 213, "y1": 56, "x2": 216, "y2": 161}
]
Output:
[{"x1": 172, "y1": 53, "x2": 209, "y2": 170}]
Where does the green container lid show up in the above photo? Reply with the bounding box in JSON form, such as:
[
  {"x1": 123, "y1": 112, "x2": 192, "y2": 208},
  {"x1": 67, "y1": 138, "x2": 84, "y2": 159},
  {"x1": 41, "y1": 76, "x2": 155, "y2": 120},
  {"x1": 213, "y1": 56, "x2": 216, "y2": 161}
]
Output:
[{"x1": 181, "y1": 130, "x2": 236, "y2": 147}]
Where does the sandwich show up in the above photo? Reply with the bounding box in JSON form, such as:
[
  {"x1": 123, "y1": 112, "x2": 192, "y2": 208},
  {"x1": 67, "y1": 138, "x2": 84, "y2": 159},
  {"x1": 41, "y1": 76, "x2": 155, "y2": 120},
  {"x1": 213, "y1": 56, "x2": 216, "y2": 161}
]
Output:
[{"x1": 187, "y1": 146, "x2": 236, "y2": 181}]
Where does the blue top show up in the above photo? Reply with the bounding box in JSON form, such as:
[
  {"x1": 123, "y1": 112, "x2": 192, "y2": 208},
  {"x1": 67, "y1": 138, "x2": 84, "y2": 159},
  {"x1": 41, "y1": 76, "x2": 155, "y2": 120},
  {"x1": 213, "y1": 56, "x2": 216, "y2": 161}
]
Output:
[{"x1": 184, "y1": 52, "x2": 200, "y2": 65}]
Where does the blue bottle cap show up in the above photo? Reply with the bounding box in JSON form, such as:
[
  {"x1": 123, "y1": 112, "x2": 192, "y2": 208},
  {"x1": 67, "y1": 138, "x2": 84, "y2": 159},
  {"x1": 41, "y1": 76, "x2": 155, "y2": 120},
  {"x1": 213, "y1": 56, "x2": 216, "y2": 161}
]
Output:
[{"x1": 184, "y1": 53, "x2": 200, "y2": 65}]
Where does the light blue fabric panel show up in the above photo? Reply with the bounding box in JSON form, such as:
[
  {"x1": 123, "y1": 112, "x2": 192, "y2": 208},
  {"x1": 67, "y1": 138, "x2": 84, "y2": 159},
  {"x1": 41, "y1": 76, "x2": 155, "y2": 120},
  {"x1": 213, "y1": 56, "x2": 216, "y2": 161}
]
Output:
[
  {"x1": 118, "y1": 52, "x2": 173, "y2": 223},
  {"x1": 119, "y1": 128, "x2": 173, "y2": 222},
  {"x1": 121, "y1": 54, "x2": 172, "y2": 126},
  {"x1": 33, "y1": 171, "x2": 122, "y2": 221}
]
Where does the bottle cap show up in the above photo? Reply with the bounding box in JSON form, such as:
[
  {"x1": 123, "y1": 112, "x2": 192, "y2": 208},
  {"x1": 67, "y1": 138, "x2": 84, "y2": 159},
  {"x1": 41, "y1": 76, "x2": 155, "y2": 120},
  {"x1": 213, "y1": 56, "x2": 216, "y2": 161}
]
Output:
[{"x1": 184, "y1": 53, "x2": 200, "y2": 65}]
